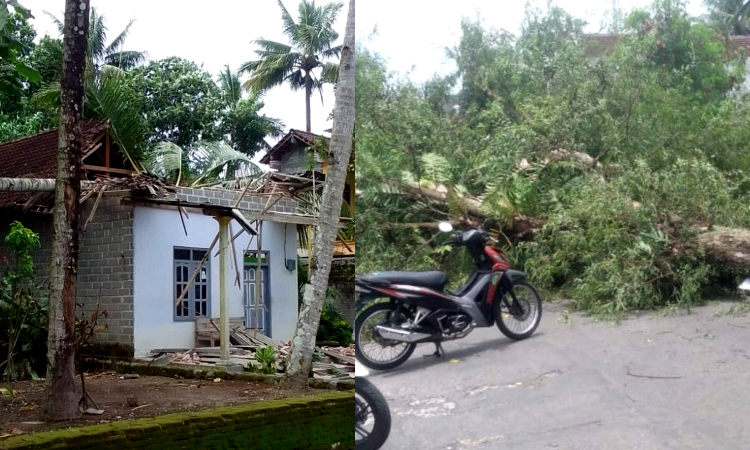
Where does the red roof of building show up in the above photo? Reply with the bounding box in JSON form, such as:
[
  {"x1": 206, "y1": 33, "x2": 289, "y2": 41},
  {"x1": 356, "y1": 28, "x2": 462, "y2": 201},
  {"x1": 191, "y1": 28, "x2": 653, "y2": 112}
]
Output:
[
  {"x1": 260, "y1": 129, "x2": 328, "y2": 165},
  {"x1": 0, "y1": 120, "x2": 108, "y2": 210}
]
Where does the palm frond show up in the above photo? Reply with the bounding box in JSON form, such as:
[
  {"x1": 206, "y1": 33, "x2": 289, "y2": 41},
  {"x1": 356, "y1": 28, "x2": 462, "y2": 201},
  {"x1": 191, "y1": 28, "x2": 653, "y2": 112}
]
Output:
[
  {"x1": 242, "y1": 53, "x2": 301, "y2": 92},
  {"x1": 253, "y1": 39, "x2": 295, "y2": 55},
  {"x1": 321, "y1": 61, "x2": 339, "y2": 84},
  {"x1": 88, "y1": 8, "x2": 108, "y2": 65},
  {"x1": 105, "y1": 19, "x2": 135, "y2": 54},
  {"x1": 104, "y1": 50, "x2": 147, "y2": 70},
  {"x1": 147, "y1": 141, "x2": 184, "y2": 185},
  {"x1": 277, "y1": 0, "x2": 299, "y2": 44},
  {"x1": 31, "y1": 82, "x2": 61, "y2": 109},
  {"x1": 85, "y1": 66, "x2": 147, "y2": 170},
  {"x1": 733, "y1": 1, "x2": 750, "y2": 29},
  {"x1": 321, "y1": 45, "x2": 342, "y2": 60},
  {"x1": 190, "y1": 141, "x2": 264, "y2": 186},
  {"x1": 219, "y1": 65, "x2": 242, "y2": 104},
  {"x1": 43, "y1": 10, "x2": 63, "y2": 34}
]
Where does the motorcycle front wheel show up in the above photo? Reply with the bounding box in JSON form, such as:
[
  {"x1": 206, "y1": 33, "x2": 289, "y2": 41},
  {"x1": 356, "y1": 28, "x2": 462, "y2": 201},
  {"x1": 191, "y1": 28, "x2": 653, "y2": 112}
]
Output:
[
  {"x1": 355, "y1": 302, "x2": 416, "y2": 371},
  {"x1": 494, "y1": 280, "x2": 542, "y2": 340},
  {"x1": 356, "y1": 377, "x2": 391, "y2": 450}
]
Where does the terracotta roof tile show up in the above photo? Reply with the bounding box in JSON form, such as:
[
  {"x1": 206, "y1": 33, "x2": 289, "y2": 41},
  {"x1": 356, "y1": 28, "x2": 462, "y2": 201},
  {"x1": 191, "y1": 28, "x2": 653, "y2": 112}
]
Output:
[{"x1": 0, "y1": 120, "x2": 108, "y2": 209}]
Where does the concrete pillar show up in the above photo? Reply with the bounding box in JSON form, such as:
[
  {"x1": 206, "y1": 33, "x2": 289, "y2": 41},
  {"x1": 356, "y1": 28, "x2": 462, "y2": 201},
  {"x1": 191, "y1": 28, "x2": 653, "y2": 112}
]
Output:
[{"x1": 216, "y1": 216, "x2": 231, "y2": 363}]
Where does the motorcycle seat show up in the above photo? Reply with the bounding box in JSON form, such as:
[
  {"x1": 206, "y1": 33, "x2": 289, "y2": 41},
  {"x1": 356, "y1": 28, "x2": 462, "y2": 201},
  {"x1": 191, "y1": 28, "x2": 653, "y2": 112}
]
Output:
[{"x1": 359, "y1": 271, "x2": 448, "y2": 290}]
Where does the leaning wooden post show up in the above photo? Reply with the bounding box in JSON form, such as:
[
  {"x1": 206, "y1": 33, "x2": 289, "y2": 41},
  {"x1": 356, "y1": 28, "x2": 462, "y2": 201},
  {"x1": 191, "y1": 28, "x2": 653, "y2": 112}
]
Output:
[
  {"x1": 254, "y1": 222, "x2": 263, "y2": 332},
  {"x1": 216, "y1": 216, "x2": 231, "y2": 363}
]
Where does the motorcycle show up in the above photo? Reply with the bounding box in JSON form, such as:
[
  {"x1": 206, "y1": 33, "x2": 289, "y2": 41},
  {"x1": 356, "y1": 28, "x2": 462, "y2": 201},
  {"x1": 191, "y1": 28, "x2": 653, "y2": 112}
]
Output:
[
  {"x1": 355, "y1": 359, "x2": 391, "y2": 450},
  {"x1": 355, "y1": 222, "x2": 543, "y2": 371}
]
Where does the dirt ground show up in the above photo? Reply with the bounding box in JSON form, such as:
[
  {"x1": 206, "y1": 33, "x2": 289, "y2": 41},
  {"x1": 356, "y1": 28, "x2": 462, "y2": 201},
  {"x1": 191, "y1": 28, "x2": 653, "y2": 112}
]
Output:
[{"x1": 0, "y1": 371, "x2": 320, "y2": 436}]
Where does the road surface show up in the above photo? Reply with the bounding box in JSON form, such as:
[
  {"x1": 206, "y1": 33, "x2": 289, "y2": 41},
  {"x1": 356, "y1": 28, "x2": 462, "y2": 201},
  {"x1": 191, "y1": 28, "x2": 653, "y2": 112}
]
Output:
[{"x1": 367, "y1": 301, "x2": 750, "y2": 450}]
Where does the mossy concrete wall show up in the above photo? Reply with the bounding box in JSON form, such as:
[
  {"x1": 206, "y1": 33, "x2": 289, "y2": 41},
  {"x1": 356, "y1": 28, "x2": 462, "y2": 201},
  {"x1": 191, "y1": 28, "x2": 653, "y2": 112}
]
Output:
[{"x1": 0, "y1": 391, "x2": 353, "y2": 450}]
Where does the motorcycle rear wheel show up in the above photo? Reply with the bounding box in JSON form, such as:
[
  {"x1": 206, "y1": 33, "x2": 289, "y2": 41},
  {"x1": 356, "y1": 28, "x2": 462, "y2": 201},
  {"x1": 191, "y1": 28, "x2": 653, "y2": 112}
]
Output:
[
  {"x1": 356, "y1": 377, "x2": 391, "y2": 450},
  {"x1": 494, "y1": 280, "x2": 542, "y2": 340},
  {"x1": 355, "y1": 302, "x2": 416, "y2": 371}
]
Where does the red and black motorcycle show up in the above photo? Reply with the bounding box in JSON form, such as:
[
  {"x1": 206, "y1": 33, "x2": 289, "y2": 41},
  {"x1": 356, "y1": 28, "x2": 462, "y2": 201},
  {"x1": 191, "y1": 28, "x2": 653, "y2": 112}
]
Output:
[{"x1": 355, "y1": 222, "x2": 542, "y2": 371}]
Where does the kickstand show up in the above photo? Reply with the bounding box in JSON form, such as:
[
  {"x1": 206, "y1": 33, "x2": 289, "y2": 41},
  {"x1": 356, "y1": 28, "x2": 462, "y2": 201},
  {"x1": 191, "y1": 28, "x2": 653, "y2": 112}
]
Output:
[{"x1": 423, "y1": 342, "x2": 445, "y2": 358}]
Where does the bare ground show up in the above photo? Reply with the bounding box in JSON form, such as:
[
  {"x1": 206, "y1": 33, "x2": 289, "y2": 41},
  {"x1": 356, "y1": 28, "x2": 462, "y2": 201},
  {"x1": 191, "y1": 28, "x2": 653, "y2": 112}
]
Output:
[{"x1": 0, "y1": 371, "x2": 320, "y2": 437}]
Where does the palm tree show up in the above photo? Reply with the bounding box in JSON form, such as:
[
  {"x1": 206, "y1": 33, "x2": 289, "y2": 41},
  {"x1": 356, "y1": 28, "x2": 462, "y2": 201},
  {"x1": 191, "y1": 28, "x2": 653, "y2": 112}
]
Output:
[
  {"x1": 286, "y1": 0, "x2": 354, "y2": 387},
  {"x1": 45, "y1": 7, "x2": 146, "y2": 72},
  {"x1": 240, "y1": 0, "x2": 343, "y2": 132}
]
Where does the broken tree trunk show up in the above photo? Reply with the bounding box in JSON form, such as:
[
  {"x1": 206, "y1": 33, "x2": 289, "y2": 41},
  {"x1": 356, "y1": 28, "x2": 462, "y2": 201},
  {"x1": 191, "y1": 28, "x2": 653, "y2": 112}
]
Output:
[
  {"x1": 44, "y1": 0, "x2": 90, "y2": 421},
  {"x1": 696, "y1": 226, "x2": 750, "y2": 268},
  {"x1": 0, "y1": 178, "x2": 95, "y2": 192},
  {"x1": 285, "y1": 0, "x2": 356, "y2": 389}
]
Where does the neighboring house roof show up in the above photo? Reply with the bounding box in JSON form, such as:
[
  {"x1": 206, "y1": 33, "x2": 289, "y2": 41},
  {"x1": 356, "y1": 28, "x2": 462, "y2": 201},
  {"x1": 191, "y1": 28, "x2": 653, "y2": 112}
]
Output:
[
  {"x1": 260, "y1": 129, "x2": 328, "y2": 165},
  {"x1": 0, "y1": 120, "x2": 109, "y2": 210},
  {"x1": 584, "y1": 33, "x2": 750, "y2": 57}
]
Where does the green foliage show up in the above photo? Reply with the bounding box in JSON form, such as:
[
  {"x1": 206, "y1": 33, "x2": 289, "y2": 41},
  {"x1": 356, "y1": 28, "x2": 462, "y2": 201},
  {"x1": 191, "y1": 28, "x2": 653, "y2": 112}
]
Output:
[
  {"x1": 0, "y1": 221, "x2": 48, "y2": 381},
  {"x1": 316, "y1": 301, "x2": 352, "y2": 346},
  {"x1": 0, "y1": 2, "x2": 39, "y2": 104},
  {"x1": 251, "y1": 345, "x2": 277, "y2": 374},
  {"x1": 222, "y1": 94, "x2": 284, "y2": 157},
  {"x1": 129, "y1": 57, "x2": 226, "y2": 148},
  {"x1": 358, "y1": 1, "x2": 750, "y2": 316}
]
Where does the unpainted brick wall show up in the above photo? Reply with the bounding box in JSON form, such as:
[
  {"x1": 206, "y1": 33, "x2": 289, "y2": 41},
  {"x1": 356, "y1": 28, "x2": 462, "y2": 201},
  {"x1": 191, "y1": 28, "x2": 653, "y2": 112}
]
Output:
[
  {"x1": 0, "y1": 194, "x2": 134, "y2": 355},
  {"x1": 164, "y1": 186, "x2": 299, "y2": 214}
]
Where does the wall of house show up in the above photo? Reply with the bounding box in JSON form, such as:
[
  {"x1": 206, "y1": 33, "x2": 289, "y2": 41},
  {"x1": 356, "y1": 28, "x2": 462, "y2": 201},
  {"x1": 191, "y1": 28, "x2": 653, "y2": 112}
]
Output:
[
  {"x1": 0, "y1": 196, "x2": 135, "y2": 356},
  {"x1": 132, "y1": 206, "x2": 298, "y2": 357},
  {"x1": 279, "y1": 144, "x2": 322, "y2": 174}
]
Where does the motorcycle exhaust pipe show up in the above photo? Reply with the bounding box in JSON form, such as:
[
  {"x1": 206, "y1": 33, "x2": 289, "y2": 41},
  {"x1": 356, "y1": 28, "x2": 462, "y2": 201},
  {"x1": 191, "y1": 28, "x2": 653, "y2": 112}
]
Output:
[{"x1": 374, "y1": 325, "x2": 432, "y2": 343}]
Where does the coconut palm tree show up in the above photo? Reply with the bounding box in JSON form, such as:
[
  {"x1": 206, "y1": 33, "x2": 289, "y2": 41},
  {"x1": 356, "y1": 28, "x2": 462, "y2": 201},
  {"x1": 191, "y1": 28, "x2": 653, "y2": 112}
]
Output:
[
  {"x1": 240, "y1": 0, "x2": 343, "y2": 132},
  {"x1": 45, "y1": 7, "x2": 146, "y2": 72}
]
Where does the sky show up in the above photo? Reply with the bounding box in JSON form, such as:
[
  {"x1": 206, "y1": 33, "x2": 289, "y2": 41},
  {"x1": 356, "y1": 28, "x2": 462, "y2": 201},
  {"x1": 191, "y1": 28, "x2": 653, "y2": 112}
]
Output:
[
  {"x1": 358, "y1": 0, "x2": 707, "y2": 83},
  {"x1": 22, "y1": 0, "x2": 346, "y2": 150}
]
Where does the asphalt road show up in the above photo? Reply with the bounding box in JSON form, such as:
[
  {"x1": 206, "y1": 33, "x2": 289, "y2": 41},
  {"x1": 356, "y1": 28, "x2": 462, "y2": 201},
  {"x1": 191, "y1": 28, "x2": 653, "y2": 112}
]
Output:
[{"x1": 366, "y1": 300, "x2": 750, "y2": 450}]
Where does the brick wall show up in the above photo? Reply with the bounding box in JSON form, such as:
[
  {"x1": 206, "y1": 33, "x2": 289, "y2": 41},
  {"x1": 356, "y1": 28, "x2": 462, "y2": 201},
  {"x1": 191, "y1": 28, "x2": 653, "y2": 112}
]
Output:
[
  {"x1": 0, "y1": 391, "x2": 355, "y2": 450},
  {"x1": 0, "y1": 194, "x2": 135, "y2": 356},
  {"x1": 163, "y1": 187, "x2": 298, "y2": 214},
  {"x1": 77, "y1": 196, "x2": 134, "y2": 355}
]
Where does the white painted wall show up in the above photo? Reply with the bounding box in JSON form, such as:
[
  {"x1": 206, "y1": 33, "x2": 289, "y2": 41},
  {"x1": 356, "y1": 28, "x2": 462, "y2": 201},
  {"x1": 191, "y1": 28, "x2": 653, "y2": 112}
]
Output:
[{"x1": 132, "y1": 206, "x2": 298, "y2": 357}]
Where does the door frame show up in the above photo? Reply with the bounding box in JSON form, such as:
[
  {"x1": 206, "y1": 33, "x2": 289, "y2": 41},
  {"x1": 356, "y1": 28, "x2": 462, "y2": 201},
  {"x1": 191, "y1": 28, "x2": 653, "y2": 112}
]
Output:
[{"x1": 243, "y1": 250, "x2": 271, "y2": 336}]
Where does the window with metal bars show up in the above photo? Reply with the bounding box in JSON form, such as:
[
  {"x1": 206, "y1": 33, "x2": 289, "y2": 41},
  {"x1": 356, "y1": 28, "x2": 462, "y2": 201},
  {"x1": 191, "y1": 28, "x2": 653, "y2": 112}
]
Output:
[{"x1": 173, "y1": 248, "x2": 210, "y2": 321}]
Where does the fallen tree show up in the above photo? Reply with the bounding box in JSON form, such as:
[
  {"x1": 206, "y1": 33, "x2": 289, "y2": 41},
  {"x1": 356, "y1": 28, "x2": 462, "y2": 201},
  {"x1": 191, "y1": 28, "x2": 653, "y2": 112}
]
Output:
[{"x1": 388, "y1": 178, "x2": 750, "y2": 272}]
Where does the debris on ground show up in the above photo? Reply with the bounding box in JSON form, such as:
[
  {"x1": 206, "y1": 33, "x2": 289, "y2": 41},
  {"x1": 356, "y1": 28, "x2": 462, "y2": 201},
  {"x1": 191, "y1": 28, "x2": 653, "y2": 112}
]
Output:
[{"x1": 143, "y1": 342, "x2": 355, "y2": 381}]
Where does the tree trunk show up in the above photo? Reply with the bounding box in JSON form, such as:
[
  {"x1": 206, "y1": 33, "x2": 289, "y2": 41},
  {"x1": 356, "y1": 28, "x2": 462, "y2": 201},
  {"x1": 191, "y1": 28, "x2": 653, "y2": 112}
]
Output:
[
  {"x1": 44, "y1": 0, "x2": 90, "y2": 421},
  {"x1": 305, "y1": 74, "x2": 312, "y2": 133},
  {"x1": 285, "y1": 0, "x2": 355, "y2": 388}
]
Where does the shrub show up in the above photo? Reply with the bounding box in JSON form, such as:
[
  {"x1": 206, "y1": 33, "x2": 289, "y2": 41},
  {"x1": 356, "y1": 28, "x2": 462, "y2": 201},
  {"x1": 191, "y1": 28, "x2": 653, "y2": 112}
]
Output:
[
  {"x1": 316, "y1": 301, "x2": 352, "y2": 347},
  {"x1": 0, "y1": 221, "x2": 48, "y2": 381}
]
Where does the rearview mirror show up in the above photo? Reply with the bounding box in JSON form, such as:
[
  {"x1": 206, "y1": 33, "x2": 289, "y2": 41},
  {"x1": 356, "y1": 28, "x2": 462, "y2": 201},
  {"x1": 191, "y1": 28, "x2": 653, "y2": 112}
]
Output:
[{"x1": 438, "y1": 222, "x2": 454, "y2": 233}]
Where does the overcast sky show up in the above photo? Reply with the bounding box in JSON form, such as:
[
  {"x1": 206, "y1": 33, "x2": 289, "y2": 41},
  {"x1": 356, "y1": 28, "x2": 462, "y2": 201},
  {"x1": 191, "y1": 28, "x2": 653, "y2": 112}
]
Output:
[
  {"x1": 22, "y1": 0, "x2": 345, "y2": 146},
  {"x1": 358, "y1": 0, "x2": 707, "y2": 83}
]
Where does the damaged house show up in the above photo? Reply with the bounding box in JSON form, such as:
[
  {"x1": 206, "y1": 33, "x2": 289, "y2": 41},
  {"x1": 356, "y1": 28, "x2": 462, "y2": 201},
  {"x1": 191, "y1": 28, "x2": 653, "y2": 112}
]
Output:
[
  {"x1": 0, "y1": 121, "x2": 323, "y2": 357},
  {"x1": 261, "y1": 128, "x2": 356, "y2": 323}
]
